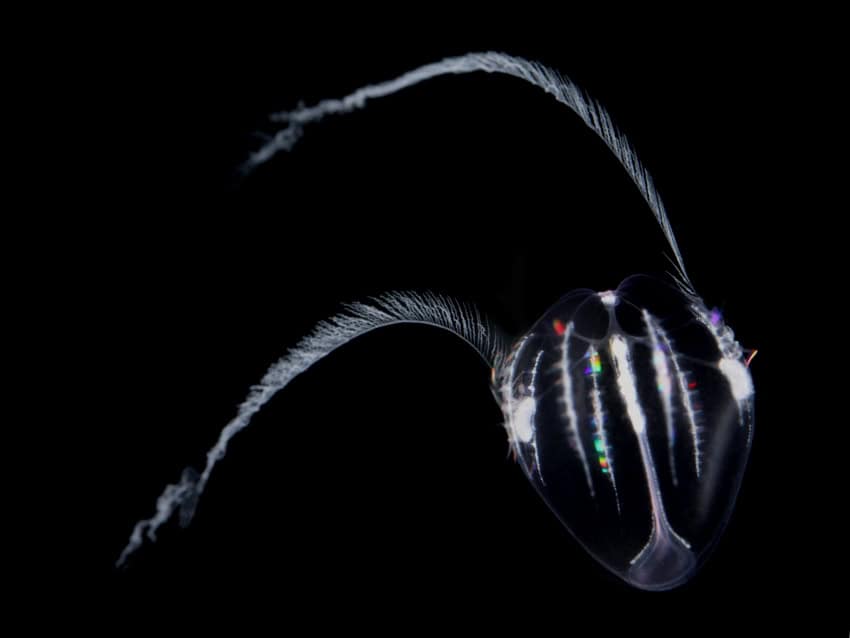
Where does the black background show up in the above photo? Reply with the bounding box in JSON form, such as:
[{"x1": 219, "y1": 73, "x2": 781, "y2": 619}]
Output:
[{"x1": 44, "y1": 18, "x2": 837, "y2": 630}]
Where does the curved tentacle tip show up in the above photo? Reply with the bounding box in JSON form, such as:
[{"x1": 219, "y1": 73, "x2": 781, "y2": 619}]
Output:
[
  {"x1": 177, "y1": 467, "x2": 201, "y2": 528},
  {"x1": 240, "y1": 124, "x2": 305, "y2": 175},
  {"x1": 744, "y1": 349, "x2": 758, "y2": 368}
]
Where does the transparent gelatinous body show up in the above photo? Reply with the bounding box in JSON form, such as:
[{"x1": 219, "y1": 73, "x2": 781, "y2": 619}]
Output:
[{"x1": 497, "y1": 275, "x2": 754, "y2": 590}]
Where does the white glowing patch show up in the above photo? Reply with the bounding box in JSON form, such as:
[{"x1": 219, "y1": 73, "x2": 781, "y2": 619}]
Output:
[
  {"x1": 610, "y1": 335, "x2": 646, "y2": 434},
  {"x1": 560, "y1": 323, "x2": 594, "y2": 495},
  {"x1": 590, "y1": 362, "x2": 619, "y2": 511},
  {"x1": 652, "y1": 350, "x2": 671, "y2": 394},
  {"x1": 527, "y1": 349, "x2": 546, "y2": 480},
  {"x1": 643, "y1": 310, "x2": 677, "y2": 484},
  {"x1": 650, "y1": 317, "x2": 702, "y2": 476},
  {"x1": 600, "y1": 291, "x2": 618, "y2": 307},
  {"x1": 719, "y1": 357, "x2": 754, "y2": 401},
  {"x1": 512, "y1": 397, "x2": 536, "y2": 443},
  {"x1": 502, "y1": 335, "x2": 531, "y2": 447},
  {"x1": 612, "y1": 336, "x2": 694, "y2": 581}
]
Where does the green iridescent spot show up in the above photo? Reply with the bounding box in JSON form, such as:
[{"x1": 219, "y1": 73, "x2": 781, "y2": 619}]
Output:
[{"x1": 590, "y1": 353, "x2": 602, "y2": 374}]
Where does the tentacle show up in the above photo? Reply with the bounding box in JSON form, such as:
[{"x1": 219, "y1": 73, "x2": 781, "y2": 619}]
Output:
[
  {"x1": 246, "y1": 51, "x2": 695, "y2": 294},
  {"x1": 117, "y1": 291, "x2": 507, "y2": 566}
]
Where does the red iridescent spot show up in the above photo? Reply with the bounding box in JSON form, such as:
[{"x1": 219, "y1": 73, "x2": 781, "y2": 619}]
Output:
[{"x1": 553, "y1": 319, "x2": 566, "y2": 336}]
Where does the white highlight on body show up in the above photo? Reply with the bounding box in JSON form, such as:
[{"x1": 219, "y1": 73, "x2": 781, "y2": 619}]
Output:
[
  {"x1": 559, "y1": 323, "x2": 594, "y2": 496},
  {"x1": 527, "y1": 349, "x2": 546, "y2": 481},
  {"x1": 610, "y1": 335, "x2": 646, "y2": 435},
  {"x1": 643, "y1": 310, "x2": 678, "y2": 485},
  {"x1": 600, "y1": 291, "x2": 617, "y2": 307},
  {"x1": 117, "y1": 291, "x2": 505, "y2": 566},
  {"x1": 508, "y1": 350, "x2": 543, "y2": 445},
  {"x1": 589, "y1": 348, "x2": 619, "y2": 512},
  {"x1": 653, "y1": 318, "x2": 702, "y2": 476},
  {"x1": 246, "y1": 51, "x2": 694, "y2": 295},
  {"x1": 691, "y1": 302, "x2": 754, "y2": 406},
  {"x1": 502, "y1": 334, "x2": 530, "y2": 450},
  {"x1": 503, "y1": 342, "x2": 546, "y2": 482},
  {"x1": 512, "y1": 398, "x2": 536, "y2": 444},
  {"x1": 609, "y1": 334, "x2": 693, "y2": 583},
  {"x1": 718, "y1": 358, "x2": 753, "y2": 402}
]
